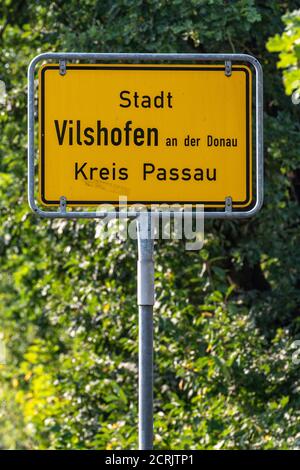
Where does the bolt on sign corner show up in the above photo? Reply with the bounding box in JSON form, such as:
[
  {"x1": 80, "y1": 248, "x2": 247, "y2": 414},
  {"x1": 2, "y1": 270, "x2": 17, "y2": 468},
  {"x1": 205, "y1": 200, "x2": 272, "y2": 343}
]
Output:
[{"x1": 39, "y1": 63, "x2": 253, "y2": 211}]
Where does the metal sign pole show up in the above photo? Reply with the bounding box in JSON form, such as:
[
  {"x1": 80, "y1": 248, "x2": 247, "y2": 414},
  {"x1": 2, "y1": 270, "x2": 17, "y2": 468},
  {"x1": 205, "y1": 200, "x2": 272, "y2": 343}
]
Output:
[{"x1": 137, "y1": 213, "x2": 154, "y2": 450}]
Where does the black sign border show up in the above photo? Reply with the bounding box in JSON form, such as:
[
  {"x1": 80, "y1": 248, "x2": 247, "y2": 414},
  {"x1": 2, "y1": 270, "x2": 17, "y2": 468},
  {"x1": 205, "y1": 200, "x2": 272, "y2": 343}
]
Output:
[{"x1": 40, "y1": 65, "x2": 252, "y2": 211}]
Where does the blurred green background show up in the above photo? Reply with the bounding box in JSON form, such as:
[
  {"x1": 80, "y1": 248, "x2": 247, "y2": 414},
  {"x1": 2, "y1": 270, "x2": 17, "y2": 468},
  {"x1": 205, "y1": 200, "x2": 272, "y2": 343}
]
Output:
[{"x1": 1, "y1": 0, "x2": 300, "y2": 450}]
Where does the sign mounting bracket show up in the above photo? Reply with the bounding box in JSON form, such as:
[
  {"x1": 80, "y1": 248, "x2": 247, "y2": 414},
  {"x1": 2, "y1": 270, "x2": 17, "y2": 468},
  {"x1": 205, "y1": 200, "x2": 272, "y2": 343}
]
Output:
[
  {"x1": 225, "y1": 60, "x2": 232, "y2": 76},
  {"x1": 59, "y1": 196, "x2": 67, "y2": 213},
  {"x1": 225, "y1": 196, "x2": 233, "y2": 213},
  {"x1": 59, "y1": 59, "x2": 66, "y2": 76}
]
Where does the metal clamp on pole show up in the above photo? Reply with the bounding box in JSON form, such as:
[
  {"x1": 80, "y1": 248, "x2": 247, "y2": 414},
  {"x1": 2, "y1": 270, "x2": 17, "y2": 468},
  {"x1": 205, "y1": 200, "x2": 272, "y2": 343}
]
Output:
[
  {"x1": 59, "y1": 196, "x2": 67, "y2": 213},
  {"x1": 225, "y1": 196, "x2": 232, "y2": 213},
  {"x1": 59, "y1": 59, "x2": 66, "y2": 76},
  {"x1": 225, "y1": 60, "x2": 232, "y2": 77},
  {"x1": 137, "y1": 212, "x2": 154, "y2": 450}
]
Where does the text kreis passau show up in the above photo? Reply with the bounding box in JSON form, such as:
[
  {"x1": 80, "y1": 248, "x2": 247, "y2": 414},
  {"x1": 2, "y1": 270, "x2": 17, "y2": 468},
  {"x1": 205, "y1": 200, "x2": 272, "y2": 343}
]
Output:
[{"x1": 74, "y1": 162, "x2": 217, "y2": 182}]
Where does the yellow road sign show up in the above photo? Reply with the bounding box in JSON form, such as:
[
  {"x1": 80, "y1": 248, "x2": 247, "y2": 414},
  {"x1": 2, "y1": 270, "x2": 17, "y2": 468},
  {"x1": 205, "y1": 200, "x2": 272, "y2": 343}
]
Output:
[{"x1": 39, "y1": 64, "x2": 252, "y2": 210}]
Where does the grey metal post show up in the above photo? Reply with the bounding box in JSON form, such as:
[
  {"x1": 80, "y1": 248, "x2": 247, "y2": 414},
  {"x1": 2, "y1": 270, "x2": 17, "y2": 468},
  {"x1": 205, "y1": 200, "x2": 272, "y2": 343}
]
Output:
[{"x1": 137, "y1": 213, "x2": 154, "y2": 450}]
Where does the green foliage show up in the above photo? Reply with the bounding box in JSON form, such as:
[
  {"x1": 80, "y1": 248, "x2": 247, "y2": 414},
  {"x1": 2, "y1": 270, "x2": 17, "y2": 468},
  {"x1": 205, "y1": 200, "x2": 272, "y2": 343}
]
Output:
[
  {"x1": 1, "y1": 0, "x2": 300, "y2": 450},
  {"x1": 267, "y1": 9, "x2": 300, "y2": 95}
]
